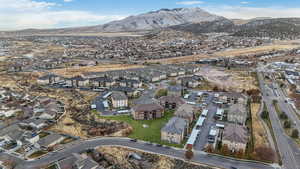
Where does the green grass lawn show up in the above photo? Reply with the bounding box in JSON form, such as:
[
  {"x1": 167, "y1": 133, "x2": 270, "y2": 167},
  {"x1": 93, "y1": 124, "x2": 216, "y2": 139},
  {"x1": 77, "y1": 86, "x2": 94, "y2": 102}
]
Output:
[
  {"x1": 28, "y1": 150, "x2": 48, "y2": 159},
  {"x1": 61, "y1": 137, "x2": 76, "y2": 144},
  {"x1": 38, "y1": 131, "x2": 50, "y2": 138},
  {"x1": 97, "y1": 110, "x2": 184, "y2": 148}
]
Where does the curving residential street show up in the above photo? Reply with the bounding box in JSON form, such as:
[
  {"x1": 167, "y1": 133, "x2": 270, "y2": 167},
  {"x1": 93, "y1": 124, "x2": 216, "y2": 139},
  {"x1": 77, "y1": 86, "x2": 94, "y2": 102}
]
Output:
[{"x1": 13, "y1": 137, "x2": 277, "y2": 169}]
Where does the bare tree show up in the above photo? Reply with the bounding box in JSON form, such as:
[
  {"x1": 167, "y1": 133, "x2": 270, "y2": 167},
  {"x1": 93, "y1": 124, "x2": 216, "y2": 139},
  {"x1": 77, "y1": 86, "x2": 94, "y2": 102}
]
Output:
[{"x1": 185, "y1": 150, "x2": 194, "y2": 160}]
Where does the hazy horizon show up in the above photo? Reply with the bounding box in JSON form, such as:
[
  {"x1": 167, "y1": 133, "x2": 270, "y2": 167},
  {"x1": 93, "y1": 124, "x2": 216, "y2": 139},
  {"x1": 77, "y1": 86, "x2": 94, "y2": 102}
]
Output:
[{"x1": 1, "y1": 0, "x2": 300, "y2": 31}]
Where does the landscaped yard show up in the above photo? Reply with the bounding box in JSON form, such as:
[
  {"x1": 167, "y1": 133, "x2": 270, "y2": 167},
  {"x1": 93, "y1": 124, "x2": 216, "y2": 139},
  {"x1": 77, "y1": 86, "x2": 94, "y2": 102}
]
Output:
[
  {"x1": 28, "y1": 150, "x2": 48, "y2": 159},
  {"x1": 61, "y1": 137, "x2": 76, "y2": 144},
  {"x1": 38, "y1": 131, "x2": 50, "y2": 138},
  {"x1": 97, "y1": 110, "x2": 184, "y2": 148}
]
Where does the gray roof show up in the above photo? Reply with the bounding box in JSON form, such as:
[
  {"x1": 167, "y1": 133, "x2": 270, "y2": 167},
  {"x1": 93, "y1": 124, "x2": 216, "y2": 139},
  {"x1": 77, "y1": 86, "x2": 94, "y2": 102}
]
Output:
[
  {"x1": 168, "y1": 85, "x2": 183, "y2": 92},
  {"x1": 133, "y1": 97, "x2": 157, "y2": 105},
  {"x1": 73, "y1": 153, "x2": 102, "y2": 169},
  {"x1": 161, "y1": 117, "x2": 187, "y2": 135},
  {"x1": 174, "y1": 104, "x2": 195, "y2": 119},
  {"x1": 37, "y1": 133, "x2": 64, "y2": 147},
  {"x1": 111, "y1": 91, "x2": 127, "y2": 101},
  {"x1": 7, "y1": 129, "x2": 24, "y2": 141},
  {"x1": 228, "y1": 104, "x2": 247, "y2": 116},
  {"x1": 159, "y1": 96, "x2": 185, "y2": 105},
  {"x1": 0, "y1": 124, "x2": 23, "y2": 140},
  {"x1": 38, "y1": 74, "x2": 58, "y2": 80},
  {"x1": 223, "y1": 123, "x2": 248, "y2": 144}
]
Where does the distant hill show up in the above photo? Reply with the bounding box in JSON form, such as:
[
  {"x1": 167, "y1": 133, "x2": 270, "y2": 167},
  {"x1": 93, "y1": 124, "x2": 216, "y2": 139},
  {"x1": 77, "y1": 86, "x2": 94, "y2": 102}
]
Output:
[
  {"x1": 231, "y1": 17, "x2": 273, "y2": 25},
  {"x1": 233, "y1": 18, "x2": 300, "y2": 39},
  {"x1": 1, "y1": 8, "x2": 300, "y2": 40},
  {"x1": 170, "y1": 18, "x2": 300, "y2": 39},
  {"x1": 95, "y1": 8, "x2": 226, "y2": 32},
  {"x1": 0, "y1": 7, "x2": 227, "y2": 35},
  {"x1": 169, "y1": 19, "x2": 235, "y2": 34}
]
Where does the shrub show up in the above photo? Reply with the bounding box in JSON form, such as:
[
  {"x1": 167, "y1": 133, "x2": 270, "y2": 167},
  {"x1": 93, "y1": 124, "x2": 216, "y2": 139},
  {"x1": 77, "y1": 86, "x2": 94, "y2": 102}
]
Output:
[
  {"x1": 185, "y1": 150, "x2": 194, "y2": 160},
  {"x1": 220, "y1": 144, "x2": 230, "y2": 156},
  {"x1": 283, "y1": 120, "x2": 291, "y2": 129},
  {"x1": 155, "y1": 89, "x2": 167, "y2": 98},
  {"x1": 254, "y1": 146, "x2": 275, "y2": 162},
  {"x1": 279, "y1": 112, "x2": 288, "y2": 119},
  {"x1": 261, "y1": 111, "x2": 269, "y2": 119},
  {"x1": 292, "y1": 129, "x2": 299, "y2": 138}
]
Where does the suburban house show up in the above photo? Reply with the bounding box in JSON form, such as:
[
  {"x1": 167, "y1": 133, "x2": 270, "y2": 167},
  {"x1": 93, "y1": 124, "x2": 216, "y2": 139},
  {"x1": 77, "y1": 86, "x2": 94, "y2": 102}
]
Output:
[
  {"x1": 37, "y1": 133, "x2": 65, "y2": 149},
  {"x1": 132, "y1": 102, "x2": 164, "y2": 120},
  {"x1": 24, "y1": 132, "x2": 40, "y2": 144},
  {"x1": 111, "y1": 87, "x2": 140, "y2": 98},
  {"x1": 174, "y1": 104, "x2": 195, "y2": 124},
  {"x1": 159, "y1": 95, "x2": 185, "y2": 109},
  {"x1": 161, "y1": 117, "x2": 188, "y2": 144},
  {"x1": 28, "y1": 119, "x2": 48, "y2": 129},
  {"x1": 219, "y1": 92, "x2": 247, "y2": 105},
  {"x1": 8, "y1": 63, "x2": 23, "y2": 72},
  {"x1": 66, "y1": 76, "x2": 89, "y2": 88},
  {"x1": 90, "y1": 77, "x2": 115, "y2": 88},
  {"x1": 38, "y1": 110, "x2": 57, "y2": 120},
  {"x1": 117, "y1": 79, "x2": 142, "y2": 88},
  {"x1": 177, "y1": 76, "x2": 202, "y2": 88},
  {"x1": 222, "y1": 124, "x2": 248, "y2": 152},
  {"x1": 110, "y1": 91, "x2": 128, "y2": 109},
  {"x1": 168, "y1": 85, "x2": 183, "y2": 97},
  {"x1": 227, "y1": 103, "x2": 248, "y2": 125},
  {"x1": 37, "y1": 74, "x2": 60, "y2": 85},
  {"x1": 0, "y1": 124, "x2": 24, "y2": 146},
  {"x1": 57, "y1": 153, "x2": 104, "y2": 169}
]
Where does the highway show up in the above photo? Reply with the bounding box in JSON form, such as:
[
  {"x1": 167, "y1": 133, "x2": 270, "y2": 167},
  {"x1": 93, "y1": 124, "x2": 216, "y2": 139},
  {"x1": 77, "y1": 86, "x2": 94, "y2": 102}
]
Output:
[
  {"x1": 14, "y1": 137, "x2": 277, "y2": 169},
  {"x1": 257, "y1": 71, "x2": 300, "y2": 169}
]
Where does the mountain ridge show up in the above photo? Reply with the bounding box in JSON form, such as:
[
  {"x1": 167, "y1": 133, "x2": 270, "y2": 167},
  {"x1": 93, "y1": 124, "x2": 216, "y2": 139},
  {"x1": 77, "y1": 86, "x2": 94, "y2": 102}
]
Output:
[{"x1": 1, "y1": 7, "x2": 300, "y2": 40}]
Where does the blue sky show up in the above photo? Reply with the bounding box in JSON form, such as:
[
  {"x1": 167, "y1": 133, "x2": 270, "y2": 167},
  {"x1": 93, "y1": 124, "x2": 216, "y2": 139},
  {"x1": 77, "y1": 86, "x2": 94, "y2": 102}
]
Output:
[{"x1": 1, "y1": 0, "x2": 300, "y2": 30}]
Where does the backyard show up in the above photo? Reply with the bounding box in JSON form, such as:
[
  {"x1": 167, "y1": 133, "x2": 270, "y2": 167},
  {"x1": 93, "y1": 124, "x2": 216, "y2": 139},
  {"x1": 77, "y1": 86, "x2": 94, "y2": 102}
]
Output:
[{"x1": 97, "y1": 110, "x2": 185, "y2": 148}]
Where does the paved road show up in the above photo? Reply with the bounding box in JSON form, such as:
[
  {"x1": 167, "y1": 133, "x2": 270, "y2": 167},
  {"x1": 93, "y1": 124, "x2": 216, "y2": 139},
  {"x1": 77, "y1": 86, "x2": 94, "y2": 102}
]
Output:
[
  {"x1": 194, "y1": 102, "x2": 218, "y2": 151},
  {"x1": 257, "y1": 72, "x2": 300, "y2": 169},
  {"x1": 15, "y1": 137, "x2": 276, "y2": 169},
  {"x1": 271, "y1": 81, "x2": 300, "y2": 132}
]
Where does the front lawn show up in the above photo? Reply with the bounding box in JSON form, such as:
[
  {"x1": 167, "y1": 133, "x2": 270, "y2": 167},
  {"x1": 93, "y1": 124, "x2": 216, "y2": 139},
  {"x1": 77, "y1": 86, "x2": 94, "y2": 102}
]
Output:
[
  {"x1": 28, "y1": 150, "x2": 48, "y2": 159},
  {"x1": 61, "y1": 137, "x2": 76, "y2": 144},
  {"x1": 98, "y1": 110, "x2": 184, "y2": 148},
  {"x1": 39, "y1": 131, "x2": 50, "y2": 138}
]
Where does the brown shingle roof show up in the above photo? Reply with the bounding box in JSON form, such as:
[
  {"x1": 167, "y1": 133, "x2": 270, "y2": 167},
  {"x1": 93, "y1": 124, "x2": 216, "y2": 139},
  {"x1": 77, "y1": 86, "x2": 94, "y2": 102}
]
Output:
[
  {"x1": 159, "y1": 96, "x2": 185, "y2": 105},
  {"x1": 133, "y1": 102, "x2": 164, "y2": 112}
]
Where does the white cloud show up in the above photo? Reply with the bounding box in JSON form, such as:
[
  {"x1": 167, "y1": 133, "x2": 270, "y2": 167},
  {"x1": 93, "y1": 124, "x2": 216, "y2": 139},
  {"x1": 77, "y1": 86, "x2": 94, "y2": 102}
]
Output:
[
  {"x1": 205, "y1": 6, "x2": 300, "y2": 19},
  {"x1": 240, "y1": 1, "x2": 249, "y2": 4},
  {"x1": 176, "y1": 1, "x2": 204, "y2": 5},
  {"x1": 0, "y1": 0, "x2": 127, "y2": 30},
  {"x1": 63, "y1": 0, "x2": 73, "y2": 2},
  {"x1": 0, "y1": 0, "x2": 56, "y2": 11}
]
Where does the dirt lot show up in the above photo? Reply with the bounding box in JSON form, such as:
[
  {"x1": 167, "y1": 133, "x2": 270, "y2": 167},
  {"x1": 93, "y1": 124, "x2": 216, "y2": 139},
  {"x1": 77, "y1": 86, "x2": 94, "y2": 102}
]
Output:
[
  {"x1": 30, "y1": 32, "x2": 144, "y2": 37},
  {"x1": 147, "y1": 43, "x2": 300, "y2": 64},
  {"x1": 96, "y1": 146, "x2": 219, "y2": 169},
  {"x1": 50, "y1": 64, "x2": 144, "y2": 77},
  {"x1": 214, "y1": 44, "x2": 298, "y2": 57},
  {"x1": 49, "y1": 114, "x2": 88, "y2": 138},
  {"x1": 251, "y1": 103, "x2": 270, "y2": 148},
  {"x1": 196, "y1": 67, "x2": 258, "y2": 92}
]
